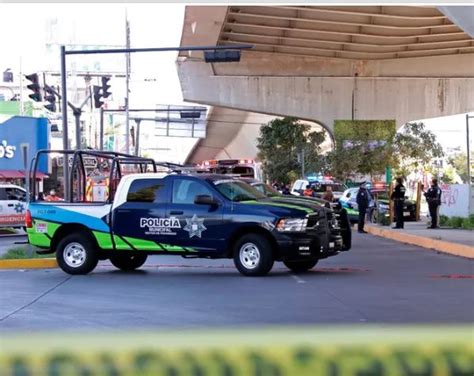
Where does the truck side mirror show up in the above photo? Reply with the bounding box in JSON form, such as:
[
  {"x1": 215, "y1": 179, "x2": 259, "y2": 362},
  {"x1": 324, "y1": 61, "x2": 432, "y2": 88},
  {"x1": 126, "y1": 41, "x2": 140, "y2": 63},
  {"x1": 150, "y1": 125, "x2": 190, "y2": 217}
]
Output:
[{"x1": 194, "y1": 194, "x2": 219, "y2": 206}]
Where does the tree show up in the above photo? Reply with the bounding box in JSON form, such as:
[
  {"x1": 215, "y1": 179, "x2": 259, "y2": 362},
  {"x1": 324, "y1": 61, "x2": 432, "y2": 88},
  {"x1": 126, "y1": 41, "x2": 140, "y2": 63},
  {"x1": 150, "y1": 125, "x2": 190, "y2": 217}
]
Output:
[
  {"x1": 257, "y1": 117, "x2": 326, "y2": 184},
  {"x1": 327, "y1": 121, "x2": 444, "y2": 180},
  {"x1": 392, "y1": 122, "x2": 444, "y2": 176},
  {"x1": 448, "y1": 153, "x2": 468, "y2": 183}
]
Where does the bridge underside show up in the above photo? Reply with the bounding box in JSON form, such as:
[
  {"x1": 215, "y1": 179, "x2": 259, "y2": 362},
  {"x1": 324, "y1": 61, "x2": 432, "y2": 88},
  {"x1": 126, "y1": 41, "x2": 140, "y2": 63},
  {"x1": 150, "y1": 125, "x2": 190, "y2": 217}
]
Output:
[{"x1": 178, "y1": 6, "x2": 474, "y2": 161}]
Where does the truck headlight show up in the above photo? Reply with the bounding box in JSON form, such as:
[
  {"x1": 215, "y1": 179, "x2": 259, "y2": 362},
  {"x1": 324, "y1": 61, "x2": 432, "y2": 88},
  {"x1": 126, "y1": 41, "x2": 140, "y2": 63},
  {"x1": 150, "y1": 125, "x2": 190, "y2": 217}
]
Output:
[
  {"x1": 276, "y1": 218, "x2": 308, "y2": 232},
  {"x1": 379, "y1": 204, "x2": 389, "y2": 210}
]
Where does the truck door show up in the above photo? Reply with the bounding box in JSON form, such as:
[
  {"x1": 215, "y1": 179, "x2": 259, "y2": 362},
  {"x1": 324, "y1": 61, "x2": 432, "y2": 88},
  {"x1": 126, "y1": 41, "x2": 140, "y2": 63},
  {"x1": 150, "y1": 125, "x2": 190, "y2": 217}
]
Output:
[
  {"x1": 166, "y1": 176, "x2": 225, "y2": 253},
  {"x1": 111, "y1": 178, "x2": 168, "y2": 251}
]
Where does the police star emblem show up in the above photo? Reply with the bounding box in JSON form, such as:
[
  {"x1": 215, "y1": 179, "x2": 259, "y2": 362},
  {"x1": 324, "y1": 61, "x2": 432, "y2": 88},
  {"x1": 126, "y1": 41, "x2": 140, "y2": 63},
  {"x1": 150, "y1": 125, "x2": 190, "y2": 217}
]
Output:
[
  {"x1": 13, "y1": 203, "x2": 24, "y2": 214},
  {"x1": 183, "y1": 214, "x2": 207, "y2": 238}
]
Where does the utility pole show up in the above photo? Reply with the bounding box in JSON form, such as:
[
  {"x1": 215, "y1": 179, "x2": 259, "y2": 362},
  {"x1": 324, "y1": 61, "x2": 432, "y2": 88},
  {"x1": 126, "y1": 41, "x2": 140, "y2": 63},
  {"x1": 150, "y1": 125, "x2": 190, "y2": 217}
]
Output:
[
  {"x1": 125, "y1": 11, "x2": 131, "y2": 154},
  {"x1": 467, "y1": 114, "x2": 473, "y2": 185}
]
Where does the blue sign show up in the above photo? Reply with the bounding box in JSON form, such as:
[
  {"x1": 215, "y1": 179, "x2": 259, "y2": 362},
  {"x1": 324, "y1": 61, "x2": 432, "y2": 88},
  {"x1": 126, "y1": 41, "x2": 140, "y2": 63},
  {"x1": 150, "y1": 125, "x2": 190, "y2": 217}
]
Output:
[{"x1": 0, "y1": 116, "x2": 48, "y2": 173}]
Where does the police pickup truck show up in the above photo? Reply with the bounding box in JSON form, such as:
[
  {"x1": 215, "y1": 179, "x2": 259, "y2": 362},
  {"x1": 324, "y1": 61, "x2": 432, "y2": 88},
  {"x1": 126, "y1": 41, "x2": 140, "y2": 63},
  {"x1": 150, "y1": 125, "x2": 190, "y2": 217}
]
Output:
[{"x1": 27, "y1": 152, "x2": 350, "y2": 276}]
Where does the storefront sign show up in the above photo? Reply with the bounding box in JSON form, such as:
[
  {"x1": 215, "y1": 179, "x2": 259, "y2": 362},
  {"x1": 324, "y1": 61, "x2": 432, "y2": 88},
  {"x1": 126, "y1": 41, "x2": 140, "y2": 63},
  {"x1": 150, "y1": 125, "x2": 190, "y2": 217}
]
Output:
[{"x1": 0, "y1": 116, "x2": 48, "y2": 173}]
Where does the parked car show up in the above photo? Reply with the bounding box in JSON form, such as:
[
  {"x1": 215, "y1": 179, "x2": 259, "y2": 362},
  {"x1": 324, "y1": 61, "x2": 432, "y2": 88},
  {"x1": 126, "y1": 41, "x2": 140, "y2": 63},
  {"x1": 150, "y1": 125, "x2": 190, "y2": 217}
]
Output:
[
  {"x1": 291, "y1": 179, "x2": 347, "y2": 201},
  {"x1": 339, "y1": 187, "x2": 416, "y2": 223},
  {"x1": 0, "y1": 184, "x2": 27, "y2": 229}
]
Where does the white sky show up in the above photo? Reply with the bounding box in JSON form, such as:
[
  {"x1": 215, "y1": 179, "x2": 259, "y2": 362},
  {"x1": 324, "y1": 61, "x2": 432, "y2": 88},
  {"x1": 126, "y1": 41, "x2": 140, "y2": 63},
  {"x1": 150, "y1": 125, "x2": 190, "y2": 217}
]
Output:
[{"x1": 0, "y1": 3, "x2": 198, "y2": 163}]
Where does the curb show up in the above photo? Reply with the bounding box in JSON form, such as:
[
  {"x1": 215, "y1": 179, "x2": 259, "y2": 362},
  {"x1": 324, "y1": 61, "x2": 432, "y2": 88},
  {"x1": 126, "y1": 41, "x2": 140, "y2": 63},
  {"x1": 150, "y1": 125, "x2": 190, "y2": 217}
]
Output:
[
  {"x1": 365, "y1": 225, "x2": 474, "y2": 259},
  {"x1": 0, "y1": 258, "x2": 58, "y2": 270}
]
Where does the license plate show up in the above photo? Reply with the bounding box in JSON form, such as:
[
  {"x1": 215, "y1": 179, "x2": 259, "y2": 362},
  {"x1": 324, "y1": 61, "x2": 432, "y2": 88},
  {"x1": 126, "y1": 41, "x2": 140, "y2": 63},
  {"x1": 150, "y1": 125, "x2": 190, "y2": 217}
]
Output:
[{"x1": 403, "y1": 211, "x2": 410, "y2": 216}]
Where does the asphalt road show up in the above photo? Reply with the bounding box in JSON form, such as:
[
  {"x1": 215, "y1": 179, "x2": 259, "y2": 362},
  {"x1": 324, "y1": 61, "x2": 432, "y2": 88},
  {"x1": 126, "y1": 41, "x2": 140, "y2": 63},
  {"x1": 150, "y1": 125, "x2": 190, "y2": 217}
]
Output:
[{"x1": 0, "y1": 232, "x2": 472, "y2": 332}]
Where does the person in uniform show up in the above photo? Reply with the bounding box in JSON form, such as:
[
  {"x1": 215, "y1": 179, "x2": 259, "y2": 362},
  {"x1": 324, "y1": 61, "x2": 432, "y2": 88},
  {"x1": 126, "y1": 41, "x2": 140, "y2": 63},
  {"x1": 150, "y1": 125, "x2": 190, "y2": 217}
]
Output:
[
  {"x1": 390, "y1": 177, "x2": 406, "y2": 229},
  {"x1": 356, "y1": 182, "x2": 370, "y2": 233},
  {"x1": 424, "y1": 178, "x2": 442, "y2": 229}
]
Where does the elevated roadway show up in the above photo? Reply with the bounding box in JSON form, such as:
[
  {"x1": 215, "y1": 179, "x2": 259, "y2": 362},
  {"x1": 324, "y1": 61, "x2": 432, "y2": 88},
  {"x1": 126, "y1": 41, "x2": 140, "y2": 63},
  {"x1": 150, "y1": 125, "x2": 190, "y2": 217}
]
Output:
[{"x1": 177, "y1": 6, "x2": 474, "y2": 162}]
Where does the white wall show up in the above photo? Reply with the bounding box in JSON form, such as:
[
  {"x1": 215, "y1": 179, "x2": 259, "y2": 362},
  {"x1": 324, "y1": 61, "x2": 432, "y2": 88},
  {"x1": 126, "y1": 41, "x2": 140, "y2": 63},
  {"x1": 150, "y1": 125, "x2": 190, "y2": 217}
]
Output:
[{"x1": 439, "y1": 184, "x2": 471, "y2": 217}]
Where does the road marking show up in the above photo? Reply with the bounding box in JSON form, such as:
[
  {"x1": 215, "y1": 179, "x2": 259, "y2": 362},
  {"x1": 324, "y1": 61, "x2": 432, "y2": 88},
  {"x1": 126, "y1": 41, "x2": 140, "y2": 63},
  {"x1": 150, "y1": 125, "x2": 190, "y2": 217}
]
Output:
[
  {"x1": 430, "y1": 274, "x2": 474, "y2": 279},
  {"x1": 291, "y1": 274, "x2": 306, "y2": 284}
]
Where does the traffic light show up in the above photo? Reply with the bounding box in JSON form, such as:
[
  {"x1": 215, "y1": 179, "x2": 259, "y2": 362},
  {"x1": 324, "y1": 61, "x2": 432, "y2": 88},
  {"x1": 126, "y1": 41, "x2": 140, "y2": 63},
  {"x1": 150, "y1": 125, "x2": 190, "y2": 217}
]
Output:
[
  {"x1": 25, "y1": 73, "x2": 42, "y2": 102},
  {"x1": 43, "y1": 86, "x2": 56, "y2": 112},
  {"x1": 204, "y1": 50, "x2": 241, "y2": 63},
  {"x1": 101, "y1": 76, "x2": 111, "y2": 98},
  {"x1": 93, "y1": 85, "x2": 104, "y2": 109}
]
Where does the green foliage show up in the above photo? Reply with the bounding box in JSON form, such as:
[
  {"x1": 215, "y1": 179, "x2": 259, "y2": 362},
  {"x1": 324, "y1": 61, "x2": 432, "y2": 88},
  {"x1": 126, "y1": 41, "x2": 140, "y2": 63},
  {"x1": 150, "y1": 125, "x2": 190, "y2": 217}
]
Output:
[
  {"x1": 0, "y1": 247, "x2": 51, "y2": 259},
  {"x1": 329, "y1": 120, "x2": 396, "y2": 180},
  {"x1": 329, "y1": 121, "x2": 444, "y2": 179},
  {"x1": 392, "y1": 122, "x2": 444, "y2": 171},
  {"x1": 448, "y1": 153, "x2": 469, "y2": 183},
  {"x1": 438, "y1": 215, "x2": 474, "y2": 230},
  {"x1": 257, "y1": 117, "x2": 326, "y2": 184}
]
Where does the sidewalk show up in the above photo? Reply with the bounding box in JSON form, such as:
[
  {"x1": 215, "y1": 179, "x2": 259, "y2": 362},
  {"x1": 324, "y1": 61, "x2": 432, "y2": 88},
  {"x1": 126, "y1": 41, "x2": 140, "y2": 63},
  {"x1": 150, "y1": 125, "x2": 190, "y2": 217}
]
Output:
[{"x1": 366, "y1": 221, "x2": 473, "y2": 259}]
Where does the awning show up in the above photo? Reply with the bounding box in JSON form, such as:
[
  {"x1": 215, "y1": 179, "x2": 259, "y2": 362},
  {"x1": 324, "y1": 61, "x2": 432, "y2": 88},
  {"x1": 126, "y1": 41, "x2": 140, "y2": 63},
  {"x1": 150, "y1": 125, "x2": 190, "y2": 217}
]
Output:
[{"x1": 0, "y1": 170, "x2": 49, "y2": 179}]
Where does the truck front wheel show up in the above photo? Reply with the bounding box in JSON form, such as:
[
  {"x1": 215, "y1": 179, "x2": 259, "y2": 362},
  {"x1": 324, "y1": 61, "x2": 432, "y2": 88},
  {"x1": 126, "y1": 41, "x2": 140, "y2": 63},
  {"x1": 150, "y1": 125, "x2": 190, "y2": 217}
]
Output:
[
  {"x1": 56, "y1": 233, "x2": 99, "y2": 275},
  {"x1": 110, "y1": 253, "x2": 148, "y2": 271},
  {"x1": 233, "y1": 234, "x2": 274, "y2": 276},
  {"x1": 284, "y1": 259, "x2": 318, "y2": 273}
]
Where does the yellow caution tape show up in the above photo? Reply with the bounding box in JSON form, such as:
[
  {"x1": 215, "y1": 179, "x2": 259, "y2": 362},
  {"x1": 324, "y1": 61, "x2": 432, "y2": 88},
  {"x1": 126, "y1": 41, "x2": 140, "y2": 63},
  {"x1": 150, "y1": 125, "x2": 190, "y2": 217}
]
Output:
[{"x1": 0, "y1": 326, "x2": 472, "y2": 375}]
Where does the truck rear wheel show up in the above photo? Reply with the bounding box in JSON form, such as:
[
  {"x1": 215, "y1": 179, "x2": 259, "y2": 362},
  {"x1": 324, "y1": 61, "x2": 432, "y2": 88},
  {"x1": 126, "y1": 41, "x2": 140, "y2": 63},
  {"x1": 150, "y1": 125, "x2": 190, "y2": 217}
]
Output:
[
  {"x1": 233, "y1": 234, "x2": 274, "y2": 276},
  {"x1": 284, "y1": 259, "x2": 318, "y2": 273},
  {"x1": 110, "y1": 253, "x2": 148, "y2": 271},
  {"x1": 56, "y1": 233, "x2": 99, "y2": 275}
]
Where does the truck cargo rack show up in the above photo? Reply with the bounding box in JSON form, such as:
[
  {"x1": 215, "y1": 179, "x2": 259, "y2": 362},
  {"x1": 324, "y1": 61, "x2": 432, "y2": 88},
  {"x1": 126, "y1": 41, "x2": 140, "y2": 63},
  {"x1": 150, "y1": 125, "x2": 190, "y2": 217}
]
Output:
[{"x1": 30, "y1": 149, "x2": 157, "y2": 203}]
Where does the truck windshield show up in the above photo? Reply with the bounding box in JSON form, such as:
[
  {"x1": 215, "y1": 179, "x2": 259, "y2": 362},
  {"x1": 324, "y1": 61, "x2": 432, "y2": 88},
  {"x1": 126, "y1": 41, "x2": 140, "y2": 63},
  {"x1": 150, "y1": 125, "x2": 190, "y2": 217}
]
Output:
[{"x1": 213, "y1": 180, "x2": 266, "y2": 202}]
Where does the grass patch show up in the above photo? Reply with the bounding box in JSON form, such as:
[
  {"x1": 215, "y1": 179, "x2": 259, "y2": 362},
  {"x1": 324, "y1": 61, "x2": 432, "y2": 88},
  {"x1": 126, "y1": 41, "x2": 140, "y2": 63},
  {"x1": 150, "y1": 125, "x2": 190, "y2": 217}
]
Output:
[
  {"x1": 439, "y1": 215, "x2": 474, "y2": 230},
  {"x1": 0, "y1": 246, "x2": 52, "y2": 260}
]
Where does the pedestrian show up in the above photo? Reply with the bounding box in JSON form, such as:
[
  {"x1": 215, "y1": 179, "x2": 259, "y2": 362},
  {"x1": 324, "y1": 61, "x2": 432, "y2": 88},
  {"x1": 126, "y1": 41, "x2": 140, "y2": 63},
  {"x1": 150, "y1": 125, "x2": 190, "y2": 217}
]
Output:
[
  {"x1": 424, "y1": 178, "x2": 442, "y2": 229},
  {"x1": 356, "y1": 182, "x2": 370, "y2": 233},
  {"x1": 303, "y1": 184, "x2": 313, "y2": 197},
  {"x1": 282, "y1": 184, "x2": 290, "y2": 195},
  {"x1": 45, "y1": 189, "x2": 61, "y2": 202},
  {"x1": 390, "y1": 177, "x2": 406, "y2": 229},
  {"x1": 322, "y1": 186, "x2": 334, "y2": 202}
]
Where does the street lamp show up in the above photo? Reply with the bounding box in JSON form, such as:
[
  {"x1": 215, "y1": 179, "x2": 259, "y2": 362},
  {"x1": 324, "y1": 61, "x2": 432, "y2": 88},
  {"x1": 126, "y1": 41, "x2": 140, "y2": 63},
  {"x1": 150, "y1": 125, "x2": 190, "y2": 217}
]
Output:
[{"x1": 466, "y1": 114, "x2": 473, "y2": 185}]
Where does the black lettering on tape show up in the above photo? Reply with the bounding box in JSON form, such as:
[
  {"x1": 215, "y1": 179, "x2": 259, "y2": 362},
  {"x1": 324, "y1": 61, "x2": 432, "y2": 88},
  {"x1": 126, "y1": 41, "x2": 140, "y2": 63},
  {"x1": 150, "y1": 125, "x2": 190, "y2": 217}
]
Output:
[
  {"x1": 181, "y1": 352, "x2": 205, "y2": 376},
  {"x1": 210, "y1": 351, "x2": 236, "y2": 376},
  {"x1": 10, "y1": 357, "x2": 31, "y2": 376},
  {"x1": 249, "y1": 352, "x2": 282, "y2": 376},
  {"x1": 98, "y1": 354, "x2": 120, "y2": 376},
  {"x1": 442, "y1": 348, "x2": 474, "y2": 376},
  {"x1": 332, "y1": 349, "x2": 384, "y2": 376},
  {"x1": 46, "y1": 353, "x2": 91, "y2": 376},
  {"x1": 132, "y1": 351, "x2": 178, "y2": 376},
  {"x1": 393, "y1": 349, "x2": 434, "y2": 376}
]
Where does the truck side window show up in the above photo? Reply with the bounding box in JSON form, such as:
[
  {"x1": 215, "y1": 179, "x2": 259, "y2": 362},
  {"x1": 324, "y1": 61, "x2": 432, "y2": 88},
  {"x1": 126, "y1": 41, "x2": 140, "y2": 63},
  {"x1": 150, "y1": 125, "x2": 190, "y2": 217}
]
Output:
[
  {"x1": 127, "y1": 179, "x2": 166, "y2": 203},
  {"x1": 0, "y1": 188, "x2": 6, "y2": 200},
  {"x1": 172, "y1": 179, "x2": 213, "y2": 204}
]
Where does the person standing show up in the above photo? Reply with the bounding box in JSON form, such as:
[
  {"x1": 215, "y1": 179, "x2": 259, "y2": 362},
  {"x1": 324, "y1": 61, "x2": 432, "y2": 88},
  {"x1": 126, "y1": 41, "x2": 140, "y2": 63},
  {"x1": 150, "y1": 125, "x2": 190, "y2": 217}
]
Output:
[
  {"x1": 424, "y1": 178, "x2": 442, "y2": 229},
  {"x1": 356, "y1": 182, "x2": 370, "y2": 233},
  {"x1": 322, "y1": 186, "x2": 334, "y2": 202},
  {"x1": 391, "y1": 177, "x2": 406, "y2": 229},
  {"x1": 303, "y1": 184, "x2": 313, "y2": 197}
]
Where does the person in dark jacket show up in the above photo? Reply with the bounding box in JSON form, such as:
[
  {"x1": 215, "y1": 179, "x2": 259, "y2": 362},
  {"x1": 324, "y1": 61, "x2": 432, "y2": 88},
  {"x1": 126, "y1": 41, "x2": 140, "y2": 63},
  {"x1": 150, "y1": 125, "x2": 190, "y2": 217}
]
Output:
[
  {"x1": 356, "y1": 182, "x2": 370, "y2": 233},
  {"x1": 390, "y1": 177, "x2": 406, "y2": 229},
  {"x1": 424, "y1": 178, "x2": 442, "y2": 229}
]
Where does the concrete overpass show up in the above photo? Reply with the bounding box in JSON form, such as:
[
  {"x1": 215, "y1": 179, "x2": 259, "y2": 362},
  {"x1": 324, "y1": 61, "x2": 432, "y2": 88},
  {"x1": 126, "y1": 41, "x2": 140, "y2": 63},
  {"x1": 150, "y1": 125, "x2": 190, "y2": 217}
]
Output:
[{"x1": 177, "y1": 6, "x2": 474, "y2": 163}]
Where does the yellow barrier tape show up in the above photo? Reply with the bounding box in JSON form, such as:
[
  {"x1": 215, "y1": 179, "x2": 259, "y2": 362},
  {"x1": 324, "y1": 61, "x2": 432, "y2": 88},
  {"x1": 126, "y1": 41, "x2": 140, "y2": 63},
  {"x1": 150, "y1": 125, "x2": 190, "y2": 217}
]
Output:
[{"x1": 0, "y1": 326, "x2": 472, "y2": 375}]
